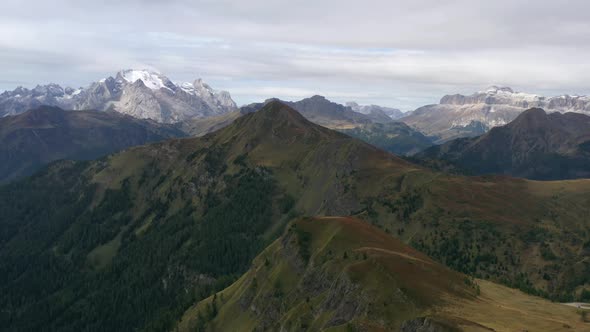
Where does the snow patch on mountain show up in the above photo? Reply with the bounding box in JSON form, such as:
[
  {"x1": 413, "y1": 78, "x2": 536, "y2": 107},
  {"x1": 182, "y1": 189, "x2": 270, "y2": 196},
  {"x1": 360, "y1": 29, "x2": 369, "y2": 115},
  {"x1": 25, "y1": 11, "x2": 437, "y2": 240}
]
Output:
[
  {"x1": 0, "y1": 70, "x2": 238, "y2": 123},
  {"x1": 120, "y1": 69, "x2": 173, "y2": 91}
]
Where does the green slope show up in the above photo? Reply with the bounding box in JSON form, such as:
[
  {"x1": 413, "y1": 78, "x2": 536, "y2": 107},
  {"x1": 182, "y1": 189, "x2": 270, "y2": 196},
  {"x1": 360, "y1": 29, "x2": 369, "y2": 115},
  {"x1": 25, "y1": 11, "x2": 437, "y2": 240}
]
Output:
[
  {"x1": 1, "y1": 101, "x2": 590, "y2": 330},
  {"x1": 177, "y1": 217, "x2": 588, "y2": 332}
]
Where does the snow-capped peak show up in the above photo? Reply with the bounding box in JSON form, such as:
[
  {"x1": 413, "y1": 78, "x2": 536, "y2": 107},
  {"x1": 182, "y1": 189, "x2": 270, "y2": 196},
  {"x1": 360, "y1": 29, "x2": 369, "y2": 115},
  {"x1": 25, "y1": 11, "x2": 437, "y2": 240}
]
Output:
[
  {"x1": 482, "y1": 86, "x2": 515, "y2": 94},
  {"x1": 118, "y1": 69, "x2": 174, "y2": 91}
]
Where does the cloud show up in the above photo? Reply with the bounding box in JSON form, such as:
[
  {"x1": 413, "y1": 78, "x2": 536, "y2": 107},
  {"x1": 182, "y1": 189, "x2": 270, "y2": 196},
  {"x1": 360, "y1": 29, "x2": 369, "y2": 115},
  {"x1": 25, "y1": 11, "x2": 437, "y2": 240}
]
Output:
[{"x1": 1, "y1": 0, "x2": 589, "y2": 109}]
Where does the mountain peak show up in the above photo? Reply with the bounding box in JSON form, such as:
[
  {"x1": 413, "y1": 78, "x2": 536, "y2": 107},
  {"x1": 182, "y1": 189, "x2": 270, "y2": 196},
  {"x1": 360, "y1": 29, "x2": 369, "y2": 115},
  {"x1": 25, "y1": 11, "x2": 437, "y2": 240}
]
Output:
[
  {"x1": 506, "y1": 107, "x2": 549, "y2": 130},
  {"x1": 231, "y1": 100, "x2": 341, "y2": 143},
  {"x1": 256, "y1": 99, "x2": 306, "y2": 121},
  {"x1": 483, "y1": 86, "x2": 514, "y2": 94},
  {"x1": 117, "y1": 69, "x2": 174, "y2": 91}
]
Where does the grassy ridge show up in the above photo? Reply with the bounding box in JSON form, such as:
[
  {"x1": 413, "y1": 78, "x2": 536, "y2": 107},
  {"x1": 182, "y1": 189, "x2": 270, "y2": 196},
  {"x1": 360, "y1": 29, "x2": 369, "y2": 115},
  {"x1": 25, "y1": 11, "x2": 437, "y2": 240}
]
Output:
[{"x1": 178, "y1": 217, "x2": 587, "y2": 331}]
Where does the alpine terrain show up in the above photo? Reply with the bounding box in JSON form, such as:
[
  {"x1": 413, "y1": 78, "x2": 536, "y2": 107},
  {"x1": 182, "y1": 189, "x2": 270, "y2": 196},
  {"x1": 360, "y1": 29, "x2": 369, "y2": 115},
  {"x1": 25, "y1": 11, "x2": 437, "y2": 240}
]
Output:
[
  {"x1": 400, "y1": 86, "x2": 590, "y2": 142},
  {"x1": 0, "y1": 69, "x2": 237, "y2": 123},
  {"x1": 417, "y1": 108, "x2": 590, "y2": 180},
  {"x1": 0, "y1": 105, "x2": 186, "y2": 183},
  {"x1": 1, "y1": 101, "x2": 589, "y2": 331}
]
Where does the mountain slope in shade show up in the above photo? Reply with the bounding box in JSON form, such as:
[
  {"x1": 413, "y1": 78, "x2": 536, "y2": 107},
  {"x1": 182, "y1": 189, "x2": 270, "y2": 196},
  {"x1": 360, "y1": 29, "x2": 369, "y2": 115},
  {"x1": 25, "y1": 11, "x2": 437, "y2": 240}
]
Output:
[
  {"x1": 339, "y1": 121, "x2": 434, "y2": 156},
  {"x1": 0, "y1": 105, "x2": 186, "y2": 183},
  {"x1": 177, "y1": 217, "x2": 587, "y2": 332},
  {"x1": 0, "y1": 69, "x2": 237, "y2": 123},
  {"x1": 400, "y1": 86, "x2": 590, "y2": 142},
  {"x1": 2, "y1": 101, "x2": 590, "y2": 330},
  {"x1": 417, "y1": 108, "x2": 590, "y2": 180}
]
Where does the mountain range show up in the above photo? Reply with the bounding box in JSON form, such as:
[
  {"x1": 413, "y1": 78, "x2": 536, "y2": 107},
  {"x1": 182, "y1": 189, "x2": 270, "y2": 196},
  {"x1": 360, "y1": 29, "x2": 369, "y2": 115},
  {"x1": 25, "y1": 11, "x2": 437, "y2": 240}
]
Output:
[
  {"x1": 181, "y1": 96, "x2": 429, "y2": 155},
  {"x1": 400, "y1": 86, "x2": 590, "y2": 142},
  {"x1": 345, "y1": 101, "x2": 405, "y2": 120},
  {"x1": 417, "y1": 108, "x2": 590, "y2": 180},
  {"x1": 0, "y1": 95, "x2": 424, "y2": 184},
  {"x1": 340, "y1": 121, "x2": 434, "y2": 156},
  {"x1": 0, "y1": 69, "x2": 237, "y2": 123},
  {"x1": 2, "y1": 101, "x2": 590, "y2": 330},
  {"x1": 0, "y1": 106, "x2": 185, "y2": 183}
]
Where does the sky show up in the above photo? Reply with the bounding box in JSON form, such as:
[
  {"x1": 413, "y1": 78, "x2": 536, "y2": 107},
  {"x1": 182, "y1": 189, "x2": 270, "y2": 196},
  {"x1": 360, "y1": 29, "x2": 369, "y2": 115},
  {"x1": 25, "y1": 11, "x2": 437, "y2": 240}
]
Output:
[{"x1": 1, "y1": 0, "x2": 590, "y2": 110}]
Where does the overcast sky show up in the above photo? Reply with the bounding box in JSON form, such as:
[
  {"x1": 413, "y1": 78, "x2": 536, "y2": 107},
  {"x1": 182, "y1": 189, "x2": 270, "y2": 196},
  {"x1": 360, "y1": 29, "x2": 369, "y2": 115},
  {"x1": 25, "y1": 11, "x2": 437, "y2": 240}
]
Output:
[{"x1": 1, "y1": 0, "x2": 589, "y2": 110}]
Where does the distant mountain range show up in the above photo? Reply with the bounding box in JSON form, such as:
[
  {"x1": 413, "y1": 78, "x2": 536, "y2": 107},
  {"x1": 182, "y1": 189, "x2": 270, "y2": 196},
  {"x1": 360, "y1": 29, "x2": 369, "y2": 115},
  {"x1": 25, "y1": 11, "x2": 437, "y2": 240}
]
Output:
[
  {"x1": 0, "y1": 95, "x2": 424, "y2": 184},
  {"x1": 340, "y1": 122, "x2": 434, "y2": 156},
  {"x1": 345, "y1": 101, "x2": 405, "y2": 119},
  {"x1": 400, "y1": 86, "x2": 590, "y2": 142},
  {"x1": 239, "y1": 95, "x2": 396, "y2": 129},
  {"x1": 0, "y1": 106, "x2": 185, "y2": 183},
  {"x1": 417, "y1": 108, "x2": 590, "y2": 180},
  {"x1": 182, "y1": 96, "x2": 429, "y2": 155},
  {"x1": 0, "y1": 69, "x2": 237, "y2": 123}
]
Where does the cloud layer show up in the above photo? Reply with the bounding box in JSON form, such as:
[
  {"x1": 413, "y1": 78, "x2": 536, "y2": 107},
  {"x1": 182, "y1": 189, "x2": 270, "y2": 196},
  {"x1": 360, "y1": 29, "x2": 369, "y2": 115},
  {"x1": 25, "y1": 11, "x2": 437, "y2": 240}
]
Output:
[{"x1": 1, "y1": 0, "x2": 589, "y2": 109}]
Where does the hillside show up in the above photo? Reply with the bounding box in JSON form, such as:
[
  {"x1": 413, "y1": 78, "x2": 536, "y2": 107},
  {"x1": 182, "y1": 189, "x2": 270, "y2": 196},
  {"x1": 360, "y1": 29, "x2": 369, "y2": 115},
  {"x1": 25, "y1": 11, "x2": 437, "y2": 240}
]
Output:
[
  {"x1": 417, "y1": 108, "x2": 590, "y2": 179},
  {"x1": 0, "y1": 106, "x2": 186, "y2": 183},
  {"x1": 2, "y1": 101, "x2": 590, "y2": 330},
  {"x1": 178, "y1": 217, "x2": 588, "y2": 331}
]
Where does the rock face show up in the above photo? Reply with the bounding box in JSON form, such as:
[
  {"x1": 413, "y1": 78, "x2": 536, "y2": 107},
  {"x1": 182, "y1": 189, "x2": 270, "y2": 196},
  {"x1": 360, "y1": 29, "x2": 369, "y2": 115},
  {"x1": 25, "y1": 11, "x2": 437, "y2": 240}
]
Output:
[
  {"x1": 400, "y1": 86, "x2": 590, "y2": 142},
  {"x1": 346, "y1": 101, "x2": 405, "y2": 120},
  {"x1": 417, "y1": 108, "x2": 590, "y2": 180},
  {"x1": 0, "y1": 69, "x2": 237, "y2": 123}
]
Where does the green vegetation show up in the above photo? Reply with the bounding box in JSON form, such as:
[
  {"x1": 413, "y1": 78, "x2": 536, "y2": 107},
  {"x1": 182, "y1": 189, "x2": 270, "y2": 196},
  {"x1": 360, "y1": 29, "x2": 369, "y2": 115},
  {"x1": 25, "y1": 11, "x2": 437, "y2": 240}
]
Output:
[
  {"x1": 3, "y1": 101, "x2": 590, "y2": 330},
  {"x1": 177, "y1": 217, "x2": 587, "y2": 332},
  {"x1": 177, "y1": 217, "x2": 478, "y2": 331},
  {"x1": 0, "y1": 152, "x2": 287, "y2": 331}
]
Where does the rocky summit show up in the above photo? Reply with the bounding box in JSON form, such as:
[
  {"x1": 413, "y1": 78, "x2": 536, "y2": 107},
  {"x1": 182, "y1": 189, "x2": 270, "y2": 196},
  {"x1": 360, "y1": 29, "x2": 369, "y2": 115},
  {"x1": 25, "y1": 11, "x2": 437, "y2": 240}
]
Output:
[
  {"x1": 400, "y1": 86, "x2": 590, "y2": 142},
  {"x1": 0, "y1": 69, "x2": 237, "y2": 123}
]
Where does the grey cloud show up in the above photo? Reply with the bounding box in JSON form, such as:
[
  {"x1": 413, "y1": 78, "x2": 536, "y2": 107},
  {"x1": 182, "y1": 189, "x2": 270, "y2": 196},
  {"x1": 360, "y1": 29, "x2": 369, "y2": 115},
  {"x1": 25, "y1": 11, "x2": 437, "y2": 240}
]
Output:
[{"x1": 0, "y1": 0, "x2": 589, "y2": 109}]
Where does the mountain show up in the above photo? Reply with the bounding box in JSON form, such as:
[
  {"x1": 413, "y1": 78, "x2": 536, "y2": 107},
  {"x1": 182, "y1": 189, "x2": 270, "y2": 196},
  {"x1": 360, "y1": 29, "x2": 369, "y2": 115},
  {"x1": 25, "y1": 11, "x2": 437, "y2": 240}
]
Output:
[
  {"x1": 2, "y1": 101, "x2": 590, "y2": 330},
  {"x1": 339, "y1": 122, "x2": 434, "y2": 155},
  {"x1": 416, "y1": 108, "x2": 590, "y2": 180},
  {"x1": 177, "y1": 217, "x2": 587, "y2": 332},
  {"x1": 400, "y1": 86, "x2": 590, "y2": 142},
  {"x1": 287, "y1": 95, "x2": 394, "y2": 128},
  {"x1": 240, "y1": 96, "x2": 395, "y2": 129},
  {"x1": 0, "y1": 105, "x2": 186, "y2": 183},
  {"x1": 0, "y1": 69, "x2": 237, "y2": 123},
  {"x1": 188, "y1": 97, "x2": 428, "y2": 155},
  {"x1": 176, "y1": 111, "x2": 244, "y2": 137},
  {"x1": 346, "y1": 101, "x2": 405, "y2": 120}
]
